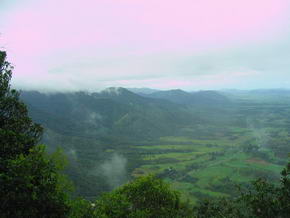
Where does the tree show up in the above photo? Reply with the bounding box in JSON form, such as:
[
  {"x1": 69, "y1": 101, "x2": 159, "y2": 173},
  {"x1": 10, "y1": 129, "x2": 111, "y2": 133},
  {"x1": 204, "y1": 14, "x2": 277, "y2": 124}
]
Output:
[
  {"x1": 0, "y1": 51, "x2": 71, "y2": 217},
  {"x1": 92, "y1": 175, "x2": 192, "y2": 218},
  {"x1": 0, "y1": 51, "x2": 43, "y2": 160}
]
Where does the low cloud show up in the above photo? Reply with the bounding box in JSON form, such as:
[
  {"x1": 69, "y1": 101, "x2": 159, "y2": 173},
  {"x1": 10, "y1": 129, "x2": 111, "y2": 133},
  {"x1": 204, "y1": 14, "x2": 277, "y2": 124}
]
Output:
[{"x1": 100, "y1": 153, "x2": 128, "y2": 189}]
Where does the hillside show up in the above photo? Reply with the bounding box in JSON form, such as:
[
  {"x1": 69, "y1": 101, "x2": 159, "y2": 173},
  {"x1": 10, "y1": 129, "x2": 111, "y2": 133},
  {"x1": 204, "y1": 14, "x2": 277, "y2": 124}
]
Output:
[{"x1": 21, "y1": 89, "x2": 196, "y2": 140}]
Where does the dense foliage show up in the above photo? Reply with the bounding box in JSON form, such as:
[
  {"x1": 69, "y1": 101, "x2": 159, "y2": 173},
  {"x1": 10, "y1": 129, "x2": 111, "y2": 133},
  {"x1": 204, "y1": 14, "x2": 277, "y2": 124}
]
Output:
[
  {"x1": 92, "y1": 175, "x2": 191, "y2": 218},
  {"x1": 0, "y1": 51, "x2": 71, "y2": 217},
  {"x1": 0, "y1": 52, "x2": 42, "y2": 160}
]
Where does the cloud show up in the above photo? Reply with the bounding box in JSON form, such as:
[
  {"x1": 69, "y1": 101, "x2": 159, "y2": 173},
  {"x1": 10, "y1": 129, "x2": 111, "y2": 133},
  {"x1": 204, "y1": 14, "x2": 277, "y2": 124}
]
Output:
[
  {"x1": 1, "y1": 0, "x2": 290, "y2": 91},
  {"x1": 100, "y1": 153, "x2": 127, "y2": 189}
]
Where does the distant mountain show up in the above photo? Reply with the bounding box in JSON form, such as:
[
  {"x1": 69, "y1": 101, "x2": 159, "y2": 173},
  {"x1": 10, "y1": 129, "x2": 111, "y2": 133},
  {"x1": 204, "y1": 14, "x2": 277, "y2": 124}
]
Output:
[
  {"x1": 249, "y1": 89, "x2": 290, "y2": 96},
  {"x1": 94, "y1": 87, "x2": 154, "y2": 105},
  {"x1": 19, "y1": 87, "x2": 231, "y2": 154},
  {"x1": 20, "y1": 88, "x2": 193, "y2": 141},
  {"x1": 221, "y1": 89, "x2": 290, "y2": 103},
  {"x1": 221, "y1": 89, "x2": 290, "y2": 95},
  {"x1": 191, "y1": 90, "x2": 230, "y2": 105},
  {"x1": 143, "y1": 89, "x2": 230, "y2": 105},
  {"x1": 20, "y1": 88, "x2": 231, "y2": 144},
  {"x1": 144, "y1": 89, "x2": 192, "y2": 104},
  {"x1": 127, "y1": 88, "x2": 159, "y2": 95}
]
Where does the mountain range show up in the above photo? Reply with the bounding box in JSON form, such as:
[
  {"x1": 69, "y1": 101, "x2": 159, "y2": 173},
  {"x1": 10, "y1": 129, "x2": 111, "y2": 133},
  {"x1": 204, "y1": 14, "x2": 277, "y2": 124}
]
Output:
[{"x1": 20, "y1": 87, "x2": 230, "y2": 140}]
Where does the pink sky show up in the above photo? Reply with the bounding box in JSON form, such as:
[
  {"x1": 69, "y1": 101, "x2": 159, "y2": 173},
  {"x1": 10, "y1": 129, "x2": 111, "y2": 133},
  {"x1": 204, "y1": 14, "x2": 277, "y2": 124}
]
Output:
[{"x1": 1, "y1": 0, "x2": 290, "y2": 91}]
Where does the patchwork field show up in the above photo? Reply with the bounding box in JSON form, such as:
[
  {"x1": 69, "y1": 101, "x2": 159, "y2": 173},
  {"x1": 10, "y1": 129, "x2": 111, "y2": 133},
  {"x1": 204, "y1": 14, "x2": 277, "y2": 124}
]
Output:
[{"x1": 128, "y1": 134, "x2": 285, "y2": 204}]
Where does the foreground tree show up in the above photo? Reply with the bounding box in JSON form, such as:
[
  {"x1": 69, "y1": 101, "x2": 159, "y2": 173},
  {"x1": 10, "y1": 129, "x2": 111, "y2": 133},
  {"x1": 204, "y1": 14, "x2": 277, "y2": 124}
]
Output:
[
  {"x1": 0, "y1": 51, "x2": 42, "y2": 159},
  {"x1": 91, "y1": 175, "x2": 192, "y2": 218},
  {"x1": 0, "y1": 51, "x2": 71, "y2": 217}
]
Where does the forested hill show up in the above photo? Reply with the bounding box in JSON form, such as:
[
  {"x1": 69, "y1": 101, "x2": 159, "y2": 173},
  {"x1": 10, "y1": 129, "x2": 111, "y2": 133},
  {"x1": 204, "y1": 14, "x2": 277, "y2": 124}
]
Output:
[{"x1": 20, "y1": 88, "x2": 229, "y2": 141}]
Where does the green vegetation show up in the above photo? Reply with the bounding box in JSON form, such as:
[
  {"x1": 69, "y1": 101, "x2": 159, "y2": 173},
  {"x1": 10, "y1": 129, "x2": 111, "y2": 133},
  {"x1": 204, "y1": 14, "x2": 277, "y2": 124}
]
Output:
[
  {"x1": 90, "y1": 175, "x2": 192, "y2": 218},
  {"x1": 0, "y1": 51, "x2": 71, "y2": 217},
  {"x1": 129, "y1": 134, "x2": 285, "y2": 203}
]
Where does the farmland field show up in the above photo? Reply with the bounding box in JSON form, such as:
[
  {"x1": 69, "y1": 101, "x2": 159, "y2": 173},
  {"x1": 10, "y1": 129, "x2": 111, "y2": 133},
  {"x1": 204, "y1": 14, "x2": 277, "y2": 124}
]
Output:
[{"x1": 126, "y1": 135, "x2": 283, "y2": 204}]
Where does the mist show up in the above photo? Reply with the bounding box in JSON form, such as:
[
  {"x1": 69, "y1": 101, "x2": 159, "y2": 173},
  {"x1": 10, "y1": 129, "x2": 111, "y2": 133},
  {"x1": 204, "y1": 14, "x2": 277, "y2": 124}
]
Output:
[{"x1": 100, "y1": 153, "x2": 128, "y2": 189}]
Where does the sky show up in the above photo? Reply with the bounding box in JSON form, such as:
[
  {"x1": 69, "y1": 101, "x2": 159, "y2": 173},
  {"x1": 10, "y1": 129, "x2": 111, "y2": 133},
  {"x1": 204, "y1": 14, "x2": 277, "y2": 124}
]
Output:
[{"x1": 0, "y1": 0, "x2": 290, "y2": 91}]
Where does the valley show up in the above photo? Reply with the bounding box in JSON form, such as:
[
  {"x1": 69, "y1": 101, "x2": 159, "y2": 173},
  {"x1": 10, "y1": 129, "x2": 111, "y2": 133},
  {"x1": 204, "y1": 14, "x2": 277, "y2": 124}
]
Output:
[{"x1": 20, "y1": 88, "x2": 290, "y2": 204}]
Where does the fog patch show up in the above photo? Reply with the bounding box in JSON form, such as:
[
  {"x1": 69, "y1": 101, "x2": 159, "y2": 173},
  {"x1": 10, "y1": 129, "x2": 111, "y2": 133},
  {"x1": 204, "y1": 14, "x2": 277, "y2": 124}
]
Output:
[
  {"x1": 246, "y1": 118, "x2": 269, "y2": 148},
  {"x1": 68, "y1": 148, "x2": 78, "y2": 160},
  {"x1": 87, "y1": 112, "x2": 103, "y2": 124},
  {"x1": 100, "y1": 153, "x2": 127, "y2": 189},
  {"x1": 101, "y1": 87, "x2": 123, "y2": 96},
  {"x1": 252, "y1": 128, "x2": 269, "y2": 147}
]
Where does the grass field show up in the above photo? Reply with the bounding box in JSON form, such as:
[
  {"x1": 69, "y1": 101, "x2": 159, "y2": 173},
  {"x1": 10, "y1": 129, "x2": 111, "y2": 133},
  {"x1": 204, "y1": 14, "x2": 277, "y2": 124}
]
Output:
[{"x1": 128, "y1": 133, "x2": 284, "y2": 204}]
